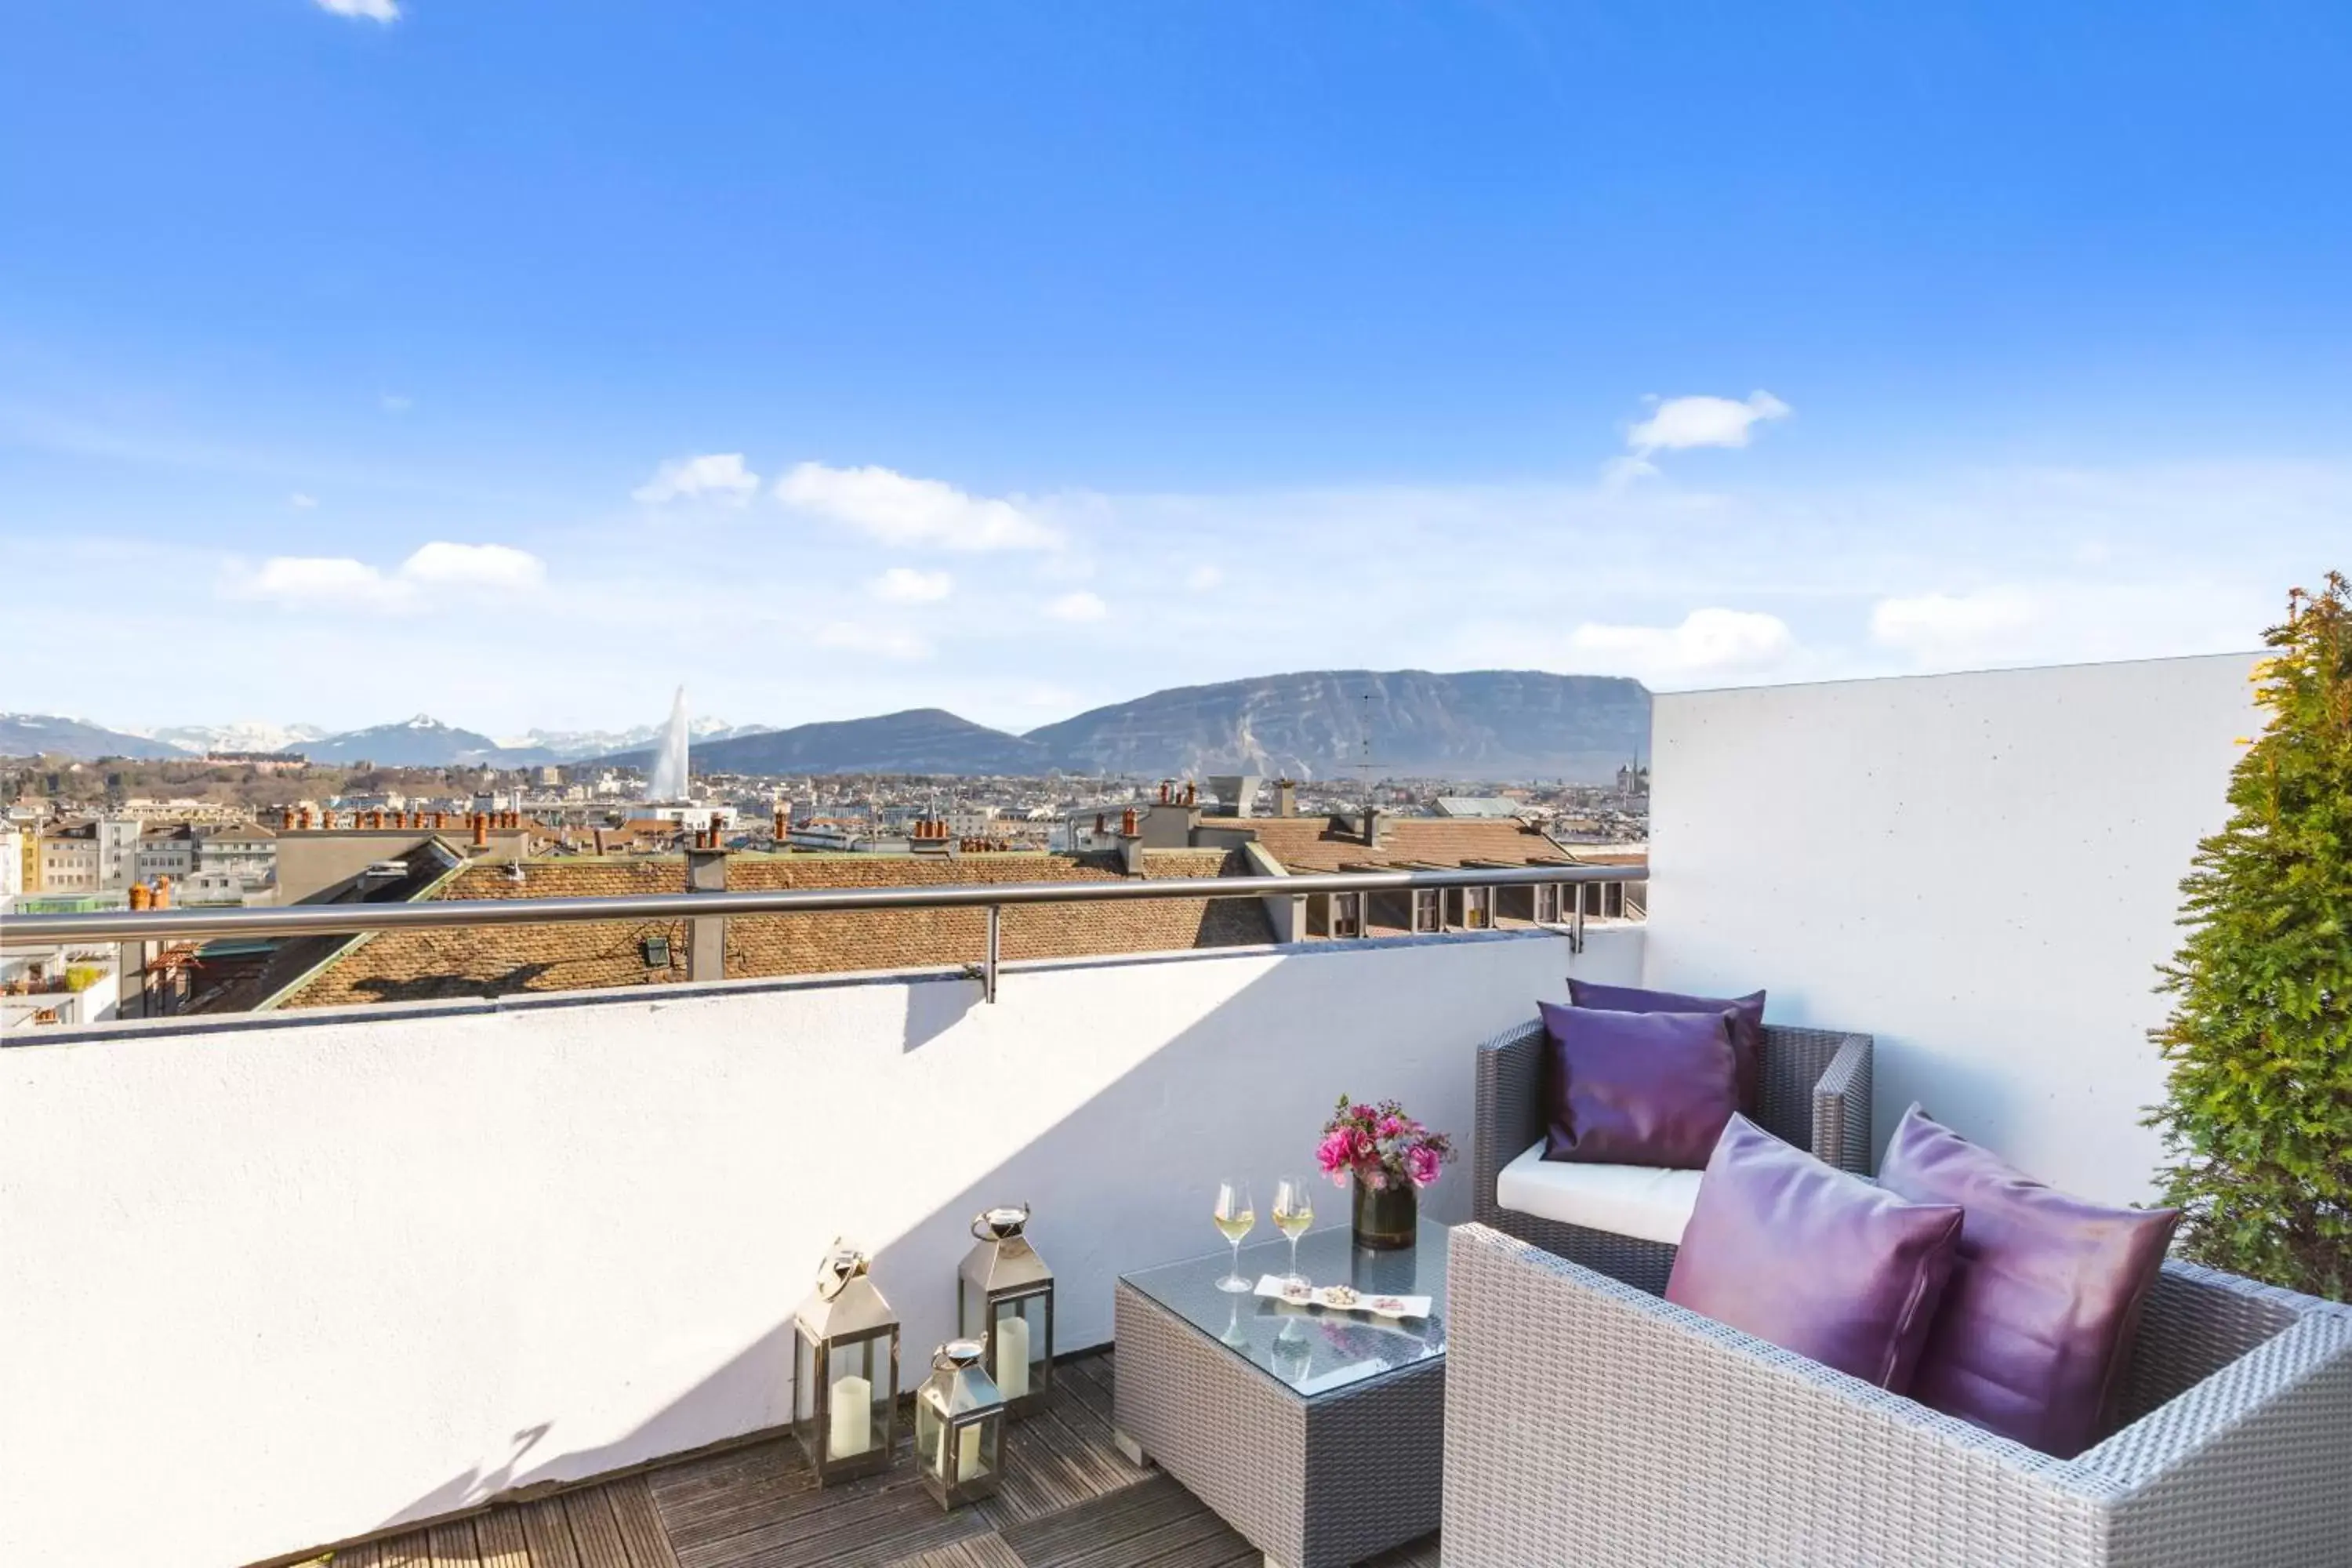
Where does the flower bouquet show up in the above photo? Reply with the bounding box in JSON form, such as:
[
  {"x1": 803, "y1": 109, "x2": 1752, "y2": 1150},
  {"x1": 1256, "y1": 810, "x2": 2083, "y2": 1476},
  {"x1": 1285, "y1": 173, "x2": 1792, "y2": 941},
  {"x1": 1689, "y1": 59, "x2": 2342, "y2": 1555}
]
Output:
[{"x1": 1316, "y1": 1095, "x2": 1455, "y2": 1250}]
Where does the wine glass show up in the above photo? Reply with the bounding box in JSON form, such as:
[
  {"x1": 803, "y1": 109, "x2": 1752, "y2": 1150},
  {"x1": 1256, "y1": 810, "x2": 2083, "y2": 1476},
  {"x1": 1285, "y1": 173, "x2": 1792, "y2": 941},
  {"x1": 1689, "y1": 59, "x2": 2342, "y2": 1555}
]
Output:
[
  {"x1": 1212, "y1": 1179, "x2": 1256, "y2": 1293},
  {"x1": 1272, "y1": 1176, "x2": 1314, "y2": 1288}
]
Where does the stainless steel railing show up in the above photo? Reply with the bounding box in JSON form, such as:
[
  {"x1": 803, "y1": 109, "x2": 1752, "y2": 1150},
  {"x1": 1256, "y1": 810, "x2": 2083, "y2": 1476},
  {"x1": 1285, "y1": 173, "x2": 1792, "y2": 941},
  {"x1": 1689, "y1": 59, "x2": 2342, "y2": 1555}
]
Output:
[{"x1": 0, "y1": 862, "x2": 1646, "y2": 1005}]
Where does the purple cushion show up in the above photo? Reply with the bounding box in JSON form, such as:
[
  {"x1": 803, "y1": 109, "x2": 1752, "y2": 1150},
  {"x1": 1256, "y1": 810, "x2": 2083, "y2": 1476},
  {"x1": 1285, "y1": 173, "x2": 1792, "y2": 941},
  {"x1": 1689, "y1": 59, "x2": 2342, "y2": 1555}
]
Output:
[
  {"x1": 1568, "y1": 979, "x2": 1765, "y2": 1113},
  {"x1": 1878, "y1": 1105, "x2": 2180, "y2": 1457},
  {"x1": 1666, "y1": 1115, "x2": 1964, "y2": 1390},
  {"x1": 1537, "y1": 1001, "x2": 1739, "y2": 1170}
]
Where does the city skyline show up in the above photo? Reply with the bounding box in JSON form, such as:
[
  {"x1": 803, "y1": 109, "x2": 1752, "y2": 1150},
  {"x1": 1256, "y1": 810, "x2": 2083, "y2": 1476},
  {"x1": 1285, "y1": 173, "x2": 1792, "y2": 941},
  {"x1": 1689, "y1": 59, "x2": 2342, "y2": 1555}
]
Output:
[{"x1": 5, "y1": 2, "x2": 2348, "y2": 733}]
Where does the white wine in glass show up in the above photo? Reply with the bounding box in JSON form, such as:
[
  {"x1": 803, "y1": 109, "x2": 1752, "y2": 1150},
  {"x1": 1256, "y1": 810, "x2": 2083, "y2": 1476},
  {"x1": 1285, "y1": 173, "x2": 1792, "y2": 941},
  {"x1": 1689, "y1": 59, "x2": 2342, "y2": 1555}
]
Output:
[
  {"x1": 1272, "y1": 1177, "x2": 1314, "y2": 1287},
  {"x1": 1213, "y1": 1179, "x2": 1256, "y2": 1293}
]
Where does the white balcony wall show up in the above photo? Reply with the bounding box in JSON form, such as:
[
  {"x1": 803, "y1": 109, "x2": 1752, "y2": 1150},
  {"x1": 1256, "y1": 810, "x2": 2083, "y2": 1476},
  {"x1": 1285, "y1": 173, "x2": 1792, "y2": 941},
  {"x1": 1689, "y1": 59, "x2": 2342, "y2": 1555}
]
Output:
[
  {"x1": 0, "y1": 926, "x2": 1639, "y2": 1568},
  {"x1": 1644, "y1": 652, "x2": 2259, "y2": 1206}
]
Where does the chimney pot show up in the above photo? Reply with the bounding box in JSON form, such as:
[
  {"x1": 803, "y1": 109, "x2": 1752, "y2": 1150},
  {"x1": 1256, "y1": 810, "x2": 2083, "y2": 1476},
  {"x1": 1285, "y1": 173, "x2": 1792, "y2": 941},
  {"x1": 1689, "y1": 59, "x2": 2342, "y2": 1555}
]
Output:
[
  {"x1": 1120, "y1": 806, "x2": 1139, "y2": 837},
  {"x1": 471, "y1": 813, "x2": 488, "y2": 848},
  {"x1": 153, "y1": 876, "x2": 171, "y2": 909},
  {"x1": 129, "y1": 882, "x2": 151, "y2": 911}
]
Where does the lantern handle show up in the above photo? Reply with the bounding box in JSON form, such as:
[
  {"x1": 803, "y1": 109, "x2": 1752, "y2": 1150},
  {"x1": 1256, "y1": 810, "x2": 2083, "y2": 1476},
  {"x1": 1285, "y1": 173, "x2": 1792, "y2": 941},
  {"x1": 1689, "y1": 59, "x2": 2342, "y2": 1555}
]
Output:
[{"x1": 971, "y1": 1203, "x2": 1030, "y2": 1240}]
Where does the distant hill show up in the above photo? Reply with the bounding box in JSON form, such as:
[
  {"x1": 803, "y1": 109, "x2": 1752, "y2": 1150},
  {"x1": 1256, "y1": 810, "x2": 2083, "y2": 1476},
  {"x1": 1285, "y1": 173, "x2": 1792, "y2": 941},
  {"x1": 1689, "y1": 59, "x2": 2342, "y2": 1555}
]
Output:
[
  {"x1": 601, "y1": 709, "x2": 1049, "y2": 776},
  {"x1": 306, "y1": 715, "x2": 554, "y2": 768},
  {"x1": 0, "y1": 713, "x2": 191, "y2": 760},
  {"x1": 1023, "y1": 669, "x2": 1650, "y2": 782}
]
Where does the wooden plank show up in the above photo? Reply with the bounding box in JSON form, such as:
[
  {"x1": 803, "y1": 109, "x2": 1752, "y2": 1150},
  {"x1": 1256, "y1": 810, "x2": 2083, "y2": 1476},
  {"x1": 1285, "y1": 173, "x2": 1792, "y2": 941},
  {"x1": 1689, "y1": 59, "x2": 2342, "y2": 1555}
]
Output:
[
  {"x1": 685, "y1": 1468, "x2": 985, "y2": 1568},
  {"x1": 607, "y1": 1475, "x2": 682, "y2": 1568},
  {"x1": 334, "y1": 1544, "x2": 387, "y2": 1568},
  {"x1": 879, "y1": 1534, "x2": 1024, "y2": 1568},
  {"x1": 997, "y1": 1474, "x2": 1251, "y2": 1568},
  {"x1": 564, "y1": 1491, "x2": 633, "y2": 1568},
  {"x1": 379, "y1": 1534, "x2": 431, "y2": 1568},
  {"x1": 423, "y1": 1519, "x2": 483, "y2": 1567},
  {"x1": 517, "y1": 1497, "x2": 583, "y2": 1568},
  {"x1": 473, "y1": 1508, "x2": 532, "y2": 1568},
  {"x1": 649, "y1": 1443, "x2": 819, "y2": 1556}
]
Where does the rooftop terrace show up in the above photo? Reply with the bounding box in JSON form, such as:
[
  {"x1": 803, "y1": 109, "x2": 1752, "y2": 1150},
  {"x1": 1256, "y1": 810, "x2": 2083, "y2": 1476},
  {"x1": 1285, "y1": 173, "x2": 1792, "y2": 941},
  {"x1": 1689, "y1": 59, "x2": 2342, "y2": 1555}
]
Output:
[{"x1": 2, "y1": 652, "x2": 2310, "y2": 1568}]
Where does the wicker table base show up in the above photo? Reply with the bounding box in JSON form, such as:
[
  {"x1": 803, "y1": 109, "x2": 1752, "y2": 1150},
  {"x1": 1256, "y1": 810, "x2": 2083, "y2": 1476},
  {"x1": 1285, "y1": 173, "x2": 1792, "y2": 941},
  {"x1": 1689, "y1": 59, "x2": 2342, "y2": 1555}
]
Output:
[{"x1": 1112, "y1": 1236, "x2": 1447, "y2": 1568}]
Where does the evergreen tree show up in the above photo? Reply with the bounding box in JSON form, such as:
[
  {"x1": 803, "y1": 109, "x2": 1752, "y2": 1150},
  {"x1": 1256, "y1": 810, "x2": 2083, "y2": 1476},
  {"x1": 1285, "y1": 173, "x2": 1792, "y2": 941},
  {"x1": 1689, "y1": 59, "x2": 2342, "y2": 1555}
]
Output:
[{"x1": 2151, "y1": 572, "x2": 2352, "y2": 1299}]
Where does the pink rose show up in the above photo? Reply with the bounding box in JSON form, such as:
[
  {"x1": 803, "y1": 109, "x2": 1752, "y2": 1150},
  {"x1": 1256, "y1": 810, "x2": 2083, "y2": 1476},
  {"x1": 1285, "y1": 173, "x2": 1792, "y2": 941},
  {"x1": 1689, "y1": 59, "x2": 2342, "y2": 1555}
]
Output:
[
  {"x1": 1315, "y1": 1130, "x2": 1351, "y2": 1175},
  {"x1": 1378, "y1": 1115, "x2": 1404, "y2": 1138},
  {"x1": 1405, "y1": 1145, "x2": 1443, "y2": 1189}
]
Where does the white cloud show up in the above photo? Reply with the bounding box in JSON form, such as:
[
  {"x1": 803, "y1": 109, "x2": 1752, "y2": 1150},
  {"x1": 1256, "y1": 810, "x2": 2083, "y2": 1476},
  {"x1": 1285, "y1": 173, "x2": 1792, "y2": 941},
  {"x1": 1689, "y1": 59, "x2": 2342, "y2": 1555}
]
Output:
[
  {"x1": 399, "y1": 541, "x2": 547, "y2": 592},
  {"x1": 230, "y1": 542, "x2": 546, "y2": 613},
  {"x1": 777, "y1": 462, "x2": 1060, "y2": 552},
  {"x1": 813, "y1": 622, "x2": 933, "y2": 661},
  {"x1": 1569, "y1": 608, "x2": 1796, "y2": 677},
  {"x1": 1624, "y1": 390, "x2": 1791, "y2": 461},
  {"x1": 1870, "y1": 590, "x2": 2042, "y2": 658},
  {"x1": 379, "y1": 392, "x2": 412, "y2": 413},
  {"x1": 318, "y1": 0, "x2": 401, "y2": 18},
  {"x1": 633, "y1": 452, "x2": 760, "y2": 506},
  {"x1": 1045, "y1": 590, "x2": 1109, "y2": 623},
  {"x1": 1185, "y1": 564, "x2": 1224, "y2": 591},
  {"x1": 869, "y1": 566, "x2": 953, "y2": 604},
  {"x1": 288, "y1": 492, "x2": 318, "y2": 510}
]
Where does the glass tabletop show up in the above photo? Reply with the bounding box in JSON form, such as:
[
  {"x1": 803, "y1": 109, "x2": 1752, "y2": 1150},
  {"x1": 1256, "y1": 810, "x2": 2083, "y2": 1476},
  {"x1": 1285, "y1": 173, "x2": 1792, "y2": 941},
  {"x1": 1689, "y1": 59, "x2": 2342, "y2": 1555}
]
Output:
[{"x1": 1120, "y1": 1223, "x2": 1449, "y2": 1399}]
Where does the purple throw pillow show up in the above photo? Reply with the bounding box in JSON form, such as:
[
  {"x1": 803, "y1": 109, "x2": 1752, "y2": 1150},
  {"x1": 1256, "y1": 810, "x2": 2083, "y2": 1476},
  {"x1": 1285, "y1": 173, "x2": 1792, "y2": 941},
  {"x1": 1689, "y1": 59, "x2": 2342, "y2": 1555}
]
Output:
[
  {"x1": 1568, "y1": 979, "x2": 1766, "y2": 1114},
  {"x1": 1878, "y1": 1105, "x2": 2180, "y2": 1457},
  {"x1": 1666, "y1": 1115, "x2": 1964, "y2": 1391},
  {"x1": 1537, "y1": 1001, "x2": 1740, "y2": 1171}
]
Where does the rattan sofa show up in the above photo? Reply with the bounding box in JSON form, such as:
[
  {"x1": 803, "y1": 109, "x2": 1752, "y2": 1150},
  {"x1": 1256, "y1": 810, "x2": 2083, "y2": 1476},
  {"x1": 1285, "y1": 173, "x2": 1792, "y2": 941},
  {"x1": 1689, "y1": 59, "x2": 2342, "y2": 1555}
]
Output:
[
  {"x1": 1439, "y1": 1221, "x2": 2352, "y2": 1566},
  {"x1": 1472, "y1": 1017, "x2": 1874, "y2": 1293}
]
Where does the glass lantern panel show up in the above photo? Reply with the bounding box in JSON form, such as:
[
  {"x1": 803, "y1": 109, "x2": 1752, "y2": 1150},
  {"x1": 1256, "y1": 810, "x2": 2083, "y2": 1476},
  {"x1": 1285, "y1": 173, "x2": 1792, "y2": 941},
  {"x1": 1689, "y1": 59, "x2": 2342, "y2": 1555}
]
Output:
[
  {"x1": 972, "y1": 1413, "x2": 1001, "y2": 1479},
  {"x1": 989, "y1": 1294, "x2": 1047, "y2": 1399},
  {"x1": 957, "y1": 1278, "x2": 987, "y2": 1341},
  {"x1": 822, "y1": 1333, "x2": 887, "y2": 1462},
  {"x1": 916, "y1": 1388, "x2": 947, "y2": 1479},
  {"x1": 793, "y1": 1329, "x2": 819, "y2": 1431}
]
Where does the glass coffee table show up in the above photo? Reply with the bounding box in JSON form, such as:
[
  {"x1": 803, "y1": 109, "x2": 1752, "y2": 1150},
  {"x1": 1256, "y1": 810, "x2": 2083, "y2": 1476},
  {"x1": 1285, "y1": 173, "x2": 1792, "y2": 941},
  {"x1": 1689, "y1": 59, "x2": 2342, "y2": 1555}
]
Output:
[{"x1": 1112, "y1": 1223, "x2": 1449, "y2": 1568}]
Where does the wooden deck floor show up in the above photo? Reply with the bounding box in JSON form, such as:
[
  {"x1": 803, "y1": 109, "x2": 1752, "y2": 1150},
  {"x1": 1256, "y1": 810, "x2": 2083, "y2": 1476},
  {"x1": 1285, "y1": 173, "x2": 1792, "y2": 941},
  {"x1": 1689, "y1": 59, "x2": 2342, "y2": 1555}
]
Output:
[{"x1": 319, "y1": 1352, "x2": 1440, "y2": 1568}]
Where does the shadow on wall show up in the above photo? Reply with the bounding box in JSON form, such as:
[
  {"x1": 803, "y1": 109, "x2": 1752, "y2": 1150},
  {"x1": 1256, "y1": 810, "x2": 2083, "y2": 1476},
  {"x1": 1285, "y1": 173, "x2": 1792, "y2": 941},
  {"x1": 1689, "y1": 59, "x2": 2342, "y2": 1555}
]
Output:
[{"x1": 371, "y1": 935, "x2": 1581, "y2": 1544}]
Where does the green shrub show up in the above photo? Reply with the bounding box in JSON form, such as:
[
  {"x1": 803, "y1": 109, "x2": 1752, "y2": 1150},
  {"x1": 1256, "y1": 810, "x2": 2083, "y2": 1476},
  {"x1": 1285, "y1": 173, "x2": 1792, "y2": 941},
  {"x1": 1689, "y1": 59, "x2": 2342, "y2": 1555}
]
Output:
[
  {"x1": 63, "y1": 964, "x2": 106, "y2": 993},
  {"x1": 2150, "y1": 572, "x2": 2352, "y2": 1300}
]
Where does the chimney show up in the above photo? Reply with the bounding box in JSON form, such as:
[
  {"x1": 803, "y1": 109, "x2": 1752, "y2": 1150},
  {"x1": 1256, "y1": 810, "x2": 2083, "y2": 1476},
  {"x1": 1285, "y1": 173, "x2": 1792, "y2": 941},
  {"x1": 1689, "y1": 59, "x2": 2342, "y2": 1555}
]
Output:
[
  {"x1": 281, "y1": 806, "x2": 296, "y2": 831},
  {"x1": 1094, "y1": 812, "x2": 1108, "y2": 838},
  {"x1": 1183, "y1": 779, "x2": 1197, "y2": 807},
  {"x1": 1363, "y1": 805, "x2": 1383, "y2": 848},
  {"x1": 1158, "y1": 780, "x2": 1171, "y2": 804},
  {"x1": 153, "y1": 876, "x2": 171, "y2": 909},
  {"x1": 684, "y1": 837, "x2": 729, "y2": 983},
  {"x1": 593, "y1": 826, "x2": 608, "y2": 855},
  {"x1": 471, "y1": 813, "x2": 488, "y2": 849},
  {"x1": 1276, "y1": 779, "x2": 1298, "y2": 818},
  {"x1": 299, "y1": 806, "x2": 314, "y2": 831},
  {"x1": 773, "y1": 804, "x2": 789, "y2": 840},
  {"x1": 431, "y1": 811, "x2": 446, "y2": 831},
  {"x1": 1115, "y1": 806, "x2": 1145, "y2": 876},
  {"x1": 128, "y1": 882, "x2": 152, "y2": 912}
]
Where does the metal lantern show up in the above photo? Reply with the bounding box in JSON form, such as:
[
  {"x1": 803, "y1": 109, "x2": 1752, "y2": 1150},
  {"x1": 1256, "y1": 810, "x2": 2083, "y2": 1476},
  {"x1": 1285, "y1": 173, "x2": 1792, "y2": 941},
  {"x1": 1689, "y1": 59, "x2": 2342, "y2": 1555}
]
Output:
[
  {"x1": 915, "y1": 1339, "x2": 1004, "y2": 1509},
  {"x1": 791, "y1": 1242, "x2": 901, "y2": 1486},
  {"x1": 958, "y1": 1203, "x2": 1055, "y2": 1417}
]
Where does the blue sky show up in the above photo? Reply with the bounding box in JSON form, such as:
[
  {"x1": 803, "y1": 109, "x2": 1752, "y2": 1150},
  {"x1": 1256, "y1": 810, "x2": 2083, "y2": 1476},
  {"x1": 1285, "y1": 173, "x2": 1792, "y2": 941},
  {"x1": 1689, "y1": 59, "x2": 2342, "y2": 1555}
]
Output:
[{"x1": 5, "y1": 2, "x2": 2349, "y2": 738}]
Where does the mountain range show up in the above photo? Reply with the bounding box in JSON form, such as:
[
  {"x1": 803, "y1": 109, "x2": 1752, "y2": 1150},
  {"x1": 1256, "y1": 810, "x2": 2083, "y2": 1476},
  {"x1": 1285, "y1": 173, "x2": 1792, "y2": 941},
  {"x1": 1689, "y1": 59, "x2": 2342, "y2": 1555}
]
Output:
[{"x1": 2, "y1": 669, "x2": 1650, "y2": 781}]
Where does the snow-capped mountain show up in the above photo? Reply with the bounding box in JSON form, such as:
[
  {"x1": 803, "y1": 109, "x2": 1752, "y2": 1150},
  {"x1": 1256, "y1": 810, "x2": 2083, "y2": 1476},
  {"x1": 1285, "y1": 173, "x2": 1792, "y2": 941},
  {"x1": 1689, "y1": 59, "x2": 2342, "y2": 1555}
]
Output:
[
  {"x1": 494, "y1": 717, "x2": 768, "y2": 760},
  {"x1": 142, "y1": 721, "x2": 332, "y2": 756}
]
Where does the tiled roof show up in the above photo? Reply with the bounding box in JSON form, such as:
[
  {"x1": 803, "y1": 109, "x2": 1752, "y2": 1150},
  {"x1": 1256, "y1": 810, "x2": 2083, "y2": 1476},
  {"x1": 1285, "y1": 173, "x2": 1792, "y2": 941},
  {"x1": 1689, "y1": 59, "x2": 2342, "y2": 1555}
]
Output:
[
  {"x1": 1221, "y1": 815, "x2": 1580, "y2": 873},
  {"x1": 278, "y1": 848, "x2": 1272, "y2": 1009}
]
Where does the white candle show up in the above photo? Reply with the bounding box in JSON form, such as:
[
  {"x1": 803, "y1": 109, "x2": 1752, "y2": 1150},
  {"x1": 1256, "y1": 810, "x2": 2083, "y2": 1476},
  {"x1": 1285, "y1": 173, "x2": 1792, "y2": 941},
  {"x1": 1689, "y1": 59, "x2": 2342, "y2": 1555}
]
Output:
[
  {"x1": 994, "y1": 1316, "x2": 1030, "y2": 1400},
  {"x1": 827, "y1": 1374, "x2": 871, "y2": 1459},
  {"x1": 958, "y1": 1421, "x2": 986, "y2": 1478}
]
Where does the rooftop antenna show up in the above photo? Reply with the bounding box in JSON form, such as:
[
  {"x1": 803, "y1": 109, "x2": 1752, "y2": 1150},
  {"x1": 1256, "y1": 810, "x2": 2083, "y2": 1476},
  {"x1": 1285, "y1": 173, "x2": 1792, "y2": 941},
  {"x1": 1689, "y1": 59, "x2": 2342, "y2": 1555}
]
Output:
[{"x1": 1351, "y1": 688, "x2": 1388, "y2": 801}]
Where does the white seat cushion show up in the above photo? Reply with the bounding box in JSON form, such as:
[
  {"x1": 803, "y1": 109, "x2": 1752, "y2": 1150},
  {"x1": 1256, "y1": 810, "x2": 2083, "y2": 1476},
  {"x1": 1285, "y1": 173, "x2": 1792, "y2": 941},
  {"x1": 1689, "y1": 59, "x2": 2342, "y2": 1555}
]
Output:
[{"x1": 1494, "y1": 1140, "x2": 1704, "y2": 1247}]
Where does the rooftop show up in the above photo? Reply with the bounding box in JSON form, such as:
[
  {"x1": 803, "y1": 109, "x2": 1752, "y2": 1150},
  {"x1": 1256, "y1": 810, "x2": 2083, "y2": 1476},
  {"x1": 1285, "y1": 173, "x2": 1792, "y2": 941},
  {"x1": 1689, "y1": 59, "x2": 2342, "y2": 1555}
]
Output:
[{"x1": 276, "y1": 848, "x2": 1270, "y2": 1010}]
